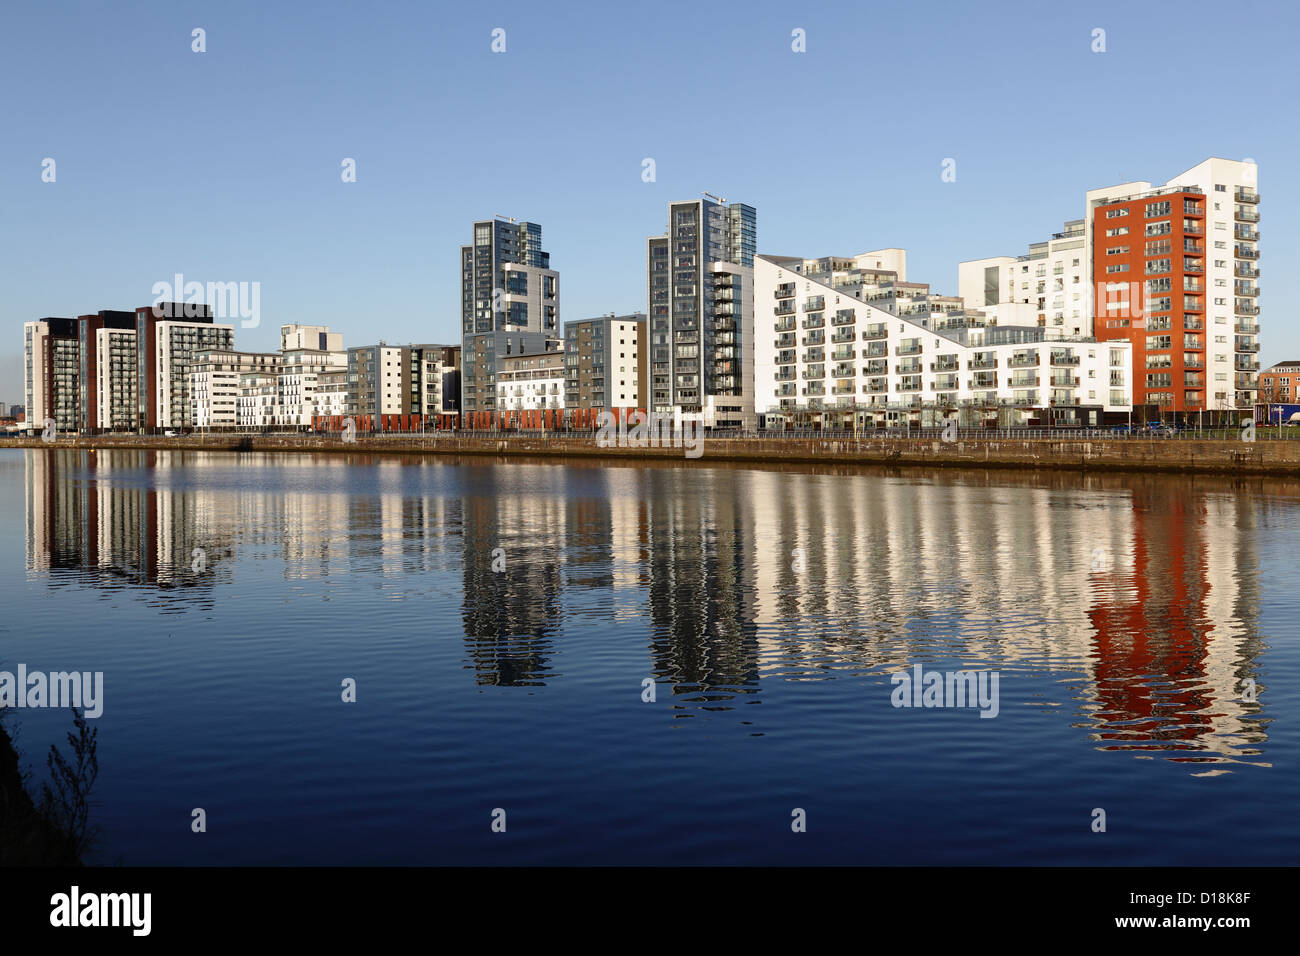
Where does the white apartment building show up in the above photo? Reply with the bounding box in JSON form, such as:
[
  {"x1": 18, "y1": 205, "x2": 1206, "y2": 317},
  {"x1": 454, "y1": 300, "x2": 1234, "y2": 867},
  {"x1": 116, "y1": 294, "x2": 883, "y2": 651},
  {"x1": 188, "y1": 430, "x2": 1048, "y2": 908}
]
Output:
[
  {"x1": 754, "y1": 253, "x2": 1132, "y2": 428},
  {"x1": 190, "y1": 349, "x2": 280, "y2": 429},
  {"x1": 959, "y1": 221, "x2": 1090, "y2": 336},
  {"x1": 152, "y1": 318, "x2": 235, "y2": 430},
  {"x1": 237, "y1": 368, "x2": 280, "y2": 430},
  {"x1": 496, "y1": 351, "x2": 566, "y2": 411},
  {"x1": 95, "y1": 326, "x2": 137, "y2": 430}
]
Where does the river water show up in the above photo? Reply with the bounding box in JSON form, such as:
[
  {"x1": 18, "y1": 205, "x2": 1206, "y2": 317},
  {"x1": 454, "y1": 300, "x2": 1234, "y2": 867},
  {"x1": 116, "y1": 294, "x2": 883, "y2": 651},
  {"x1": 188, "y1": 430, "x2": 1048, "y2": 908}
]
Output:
[{"x1": 0, "y1": 447, "x2": 1294, "y2": 864}]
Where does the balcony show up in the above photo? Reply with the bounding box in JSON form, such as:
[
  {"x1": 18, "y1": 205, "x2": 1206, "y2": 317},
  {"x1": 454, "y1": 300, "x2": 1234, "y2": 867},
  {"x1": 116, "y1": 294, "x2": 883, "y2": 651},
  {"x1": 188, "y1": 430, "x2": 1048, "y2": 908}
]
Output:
[
  {"x1": 1236, "y1": 341, "x2": 1260, "y2": 353},
  {"x1": 1183, "y1": 222, "x2": 1204, "y2": 235},
  {"x1": 1184, "y1": 259, "x2": 1204, "y2": 273},
  {"x1": 1050, "y1": 376, "x2": 1081, "y2": 388},
  {"x1": 1235, "y1": 321, "x2": 1260, "y2": 334},
  {"x1": 832, "y1": 363, "x2": 855, "y2": 378},
  {"x1": 802, "y1": 315, "x2": 825, "y2": 330},
  {"x1": 967, "y1": 358, "x2": 997, "y2": 369},
  {"x1": 1183, "y1": 202, "x2": 1204, "y2": 216},
  {"x1": 1009, "y1": 376, "x2": 1039, "y2": 388},
  {"x1": 805, "y1": 297, "x2": 825, "y2": 311},
  {"x1": 830, "y1": 330, "x2": 856, "y2": 345},
  {"x1": 1235, "y1": 207, "x2": 1260, "y2": 223},
  {"x1": 1008, "y1": 353, "x2": 1039, "y2": 368},
  {"x1": 1235, "y1": 225, "x2": 1260, "y2": 242},
  {"x1": 895, "y1": 362, "x2": 922, "y2": 375},
  {"x1": 1049, "y1": 353, "x2": 1081, "y2": 366},
  {"x1": 1183, "y1": 279, "x2": 1204, "y2": 293},
  {"x1": 862, "y1": 325, "x2": 888, "y2": 340},
  {"x1": 1183, "y1": 317, "x2": 1203, "y2": 330},
  {"x1": 1183, "y1": 240, "x2": 1204, "y2": 253},
  {"x1": 968, "y1": 377, "x2": 998, "y2": 390},
  {"x1": 775, "y1": 302, "x2": 795, "y2": 316},
  {"x1": 1183, "y1": 357, "x2": 1204, "y2": 369},
  {"x1": 1235, "y1": 188, "x2": 1260, "y2": 204},
  {"x1": 896, "y1": 343, "x2": 922, "y2": 356},
  {"x1": 930, "y1": 359, "x2": 959, "y2": 372},
  {"x1": 774, "y1": 285, "x2": 796, "y2": 299},
  {"x1": 1236, "y1": 359, "x2": 1260, "y2": 372},
  {"x1": 832, "y1": 309, "x2": 856, "y2": 326},
  {"x1": 831, "y1": 348, "x2": 856, "y2": 361},
  {"x1": 1236, "y1": 245, "x2": 1260, "y2": 259},
  {"x1": 1183, "y1": 299, "x2": 1204, "y2": 312},
  {"x1": 1235, "y1": 283, "x2": 1260, "y2": 297},
  {"x1": 1235, "y1": 302, "x2": 1260, "y2": 315}
]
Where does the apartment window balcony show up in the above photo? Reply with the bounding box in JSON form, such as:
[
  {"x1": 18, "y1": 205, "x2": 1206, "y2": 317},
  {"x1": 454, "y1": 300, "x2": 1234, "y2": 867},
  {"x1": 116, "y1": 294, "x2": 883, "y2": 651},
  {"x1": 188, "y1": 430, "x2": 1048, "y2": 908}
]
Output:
[
  {"x1": 1234, "y1": 283, "x2": 1260, "y2": 297},
  {"x1": 775, "y1": 302, "x2": 795, "y2": 316},
  {"x1": 1236, "y1": 188, "x2": 1260, "y2": 204},
  {"x1": 1183, "y1": 317, "x2": 1203, "y2": 330},
  {"x1": 1009, "y1": 376, "x2": 1039, "y2": 388},
  {"x1": 1007, "y1": 353, "x2": 1039, "y2": 368},
  {"x1": 1183, "y1": 202, "x2": 1204, "y2": 216},
  {"x1": 1236, "y1": 340, "x2": 1260, "y2": 353},
  {"x1": 866, "y1": 379, "x2": 888, "y2": 393},
  {"x1": 831, "y1": 380, "x2": 855, "y2": 395},
  {"x1": 1235, "y1": 302, "x2": 1261, "y2": 315},
  {"x1": 832, "y1": 309, "x2": 856, "y2": 326},
  {"x1": 1235, "y1": 225, "x2": 1260, "y2": 241},
  {"x1": 805, "y1": 296, "x2": 825, "y2": 311},
  {"x1": 1049, "y1": 375, "x2": 1080, "y2": 388},
  {"x1": 862, "y1": 325, "x2": 888, "y2": 340},
  {"x1": 898, "y1": 380, "x2": 923, "y2": 392},
  {"x1": 774, "y1": 368, "x2": 796, "y2": 382},
  {"x1": 802, "y1": 315, "x2": 825, "y2": 329},
  {"x1": 968, "y1": 376, "x2": 998, "y2": 389},
  {"x1": 1183, "y1": 279, "x2": 1204, "y2": 293},
  {"x1": 830, "y1": 330, "x2": 856, "y2": 344},
  {"x1": 932, "y1": 375, "x2": 959, "y2": 390},
  {"x1": 832, "y1": 363, "x2": 855, "y2": 378},
  {"x1": 1183, "y1": 240, "x2": 1205, "y2": 253},
  {"x1": 1012, "y1": 391, "x2": 1039, "y2": 406},
  {"x1": 801, "y1": 368, "x2": 825, "y2": 380},
  {"x1": 865, "y1": 342, "x2": 888, "y2": 357},
  {"x1": 774, "y1": 317, "x2": 796, "y2": 332},
  {"x1": 967, "y1": 358, "x2": 997, "y2": 369},
  {"x1": 1183, "y1": 357, "x2": 1204, "y2": 369},
  {"x1": 831, "y1": 348, "x2": 856, "y2": 361},
  {"x1": 1183, "y1": 299, "x2": 1204, "y2": 312},
  {"x1": 896, "y1": 342, "x2": 922, "y2": 356},
  {"x1": 895, "y1": 361, "x2": 922, "y2": 375},
  {"x1": 1235, "y1": 245, "x2": 1260, "y2": 259},
  {"x1": 1183, "y1": 221, "x2": 1204, "y2": 234},
  {"x1": 1235, "y1": 207, "x2": 1260, "y2": 223},
  {"x1": 1235, "y1": 321, "x2": 1260, "y2": 334},
  {"x1": 775, "y1": 284, "x2": 796, "y2": 299},
  {"x1": 1050, "y1": 353, "x2": 1080, "y2": 366},
  {"x1": 1236, "y1": 264, "x2": 1260, "y2": 278},
  {"x1": 930, "y1": 359, "x2": 959, "y2": 372}
]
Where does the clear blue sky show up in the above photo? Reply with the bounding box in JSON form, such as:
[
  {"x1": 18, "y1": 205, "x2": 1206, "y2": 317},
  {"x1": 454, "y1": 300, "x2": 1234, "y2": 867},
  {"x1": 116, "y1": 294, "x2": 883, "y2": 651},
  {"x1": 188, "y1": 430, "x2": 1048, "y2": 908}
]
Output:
[{"x1": 2, "y1": 0, "x2": 1296, "y2": 406}]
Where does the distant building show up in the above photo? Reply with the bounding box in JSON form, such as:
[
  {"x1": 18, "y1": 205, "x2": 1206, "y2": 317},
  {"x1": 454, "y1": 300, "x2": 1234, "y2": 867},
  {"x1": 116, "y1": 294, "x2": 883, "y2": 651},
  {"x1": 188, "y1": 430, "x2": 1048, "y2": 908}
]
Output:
[
  {"x1": 564, "y1": 313, "x2": 647, "y2": 413},
  {"x1": 1258, "y1": 361, "x2": 1300, "y2": 404},
  {"x1": 460, "y1": 217, "x2": 560, "y2": 417},
  {"x1": 23, "y1": 318, "x2": 79, "y2": 432},
  {"x1": 275, "y1": 324, "x2": 347, "y2": 430},
  {"x1": 346, "y1": 343, "x2": 457, "y2": 430}
]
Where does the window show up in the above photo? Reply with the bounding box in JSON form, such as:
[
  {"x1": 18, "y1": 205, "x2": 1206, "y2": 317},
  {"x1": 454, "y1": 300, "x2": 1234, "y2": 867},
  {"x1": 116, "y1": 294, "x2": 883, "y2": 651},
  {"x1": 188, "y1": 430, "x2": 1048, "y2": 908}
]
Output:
[
  {"x1": 1106, "y1": 226, "x2": 1130, "y2": 237},
  {"x1": 1105, "y1": 208, "x2": 1129, "y2": 218}
]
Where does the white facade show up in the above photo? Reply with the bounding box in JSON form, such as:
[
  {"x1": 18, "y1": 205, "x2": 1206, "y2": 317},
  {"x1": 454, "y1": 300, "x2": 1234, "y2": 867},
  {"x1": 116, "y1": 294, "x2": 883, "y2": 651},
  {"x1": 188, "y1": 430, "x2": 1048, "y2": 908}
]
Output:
[
  {"x1": 154, "y1": 320, "x2": 235, "y2": 429},
  {"x1": 754, "y1": 254, "x2": 1131, "y2": 426},
  {"x1": 276, "y1": 348, "x2": 347, "y2": 428},
  {"x1": 960, "y1": 222, "x2": 1090, "y2": 337},
  {"x1": 190, "y1": 350, "x2": 279, "y2": 429},
  {"x1": 95, "y1": 327, "x2": 136, "y2": 430},
  {"x1": 496, "y1": 353, "x2": 566, "y2": 411}
]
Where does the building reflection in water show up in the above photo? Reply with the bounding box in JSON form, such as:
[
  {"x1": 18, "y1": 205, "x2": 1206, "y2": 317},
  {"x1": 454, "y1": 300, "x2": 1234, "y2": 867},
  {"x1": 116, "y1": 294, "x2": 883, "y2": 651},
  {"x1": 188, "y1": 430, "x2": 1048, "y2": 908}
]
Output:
[{"x1": 23, "y1": 448, "x2": 1273, "y2": 766}]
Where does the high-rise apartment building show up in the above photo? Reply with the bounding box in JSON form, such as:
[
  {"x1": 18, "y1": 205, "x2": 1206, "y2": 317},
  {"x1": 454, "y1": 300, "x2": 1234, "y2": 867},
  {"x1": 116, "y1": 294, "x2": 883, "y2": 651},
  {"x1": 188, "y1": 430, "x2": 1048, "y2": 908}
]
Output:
[
  {"x1": 275, "y1": 324, "x2": 347, "y2": 430},
  {"x1": 134, "y1": 303, "x2": 234, "y2": 431},
  {"x1": 1088, "y1": 159, "x2": 1259, "y2": 413},
  {"x1": 460, "y1": 217, "x2": 560, "y2": 416},
  {"x1": 75, "y1": 310, "x2": 136, "y2": 433},
  {"x1": 23, "y1": 318, "x2": 79, "y2": 432},
  {"x1": 563, "y1": 313, "x2": 647, "y2": 413},
  {"x1": 646, "y1": 197, "x2": 756, "y2": 428}
]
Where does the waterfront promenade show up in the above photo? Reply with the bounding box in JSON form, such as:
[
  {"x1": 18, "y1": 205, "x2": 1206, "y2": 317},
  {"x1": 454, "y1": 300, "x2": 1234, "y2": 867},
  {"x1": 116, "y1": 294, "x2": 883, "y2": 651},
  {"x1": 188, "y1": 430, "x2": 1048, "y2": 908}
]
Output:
[{"x1": 6, "y1": 430, "x2": 1300, "y2": 476}]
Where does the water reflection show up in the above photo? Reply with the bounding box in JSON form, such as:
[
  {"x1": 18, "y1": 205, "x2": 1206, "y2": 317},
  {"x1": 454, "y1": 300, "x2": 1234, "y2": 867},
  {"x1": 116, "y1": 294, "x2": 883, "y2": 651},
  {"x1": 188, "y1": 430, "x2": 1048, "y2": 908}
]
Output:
[{"x1": 20, "y1": 447, "x2": 1274, "y2": 768}]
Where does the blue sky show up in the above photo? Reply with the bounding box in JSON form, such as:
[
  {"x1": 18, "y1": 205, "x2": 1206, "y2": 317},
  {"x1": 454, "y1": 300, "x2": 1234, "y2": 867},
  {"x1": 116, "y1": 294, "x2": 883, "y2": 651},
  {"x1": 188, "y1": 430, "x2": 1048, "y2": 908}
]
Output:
[{"x1": 2, "y1": 0, "x2": 1296, "y2": 405}]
